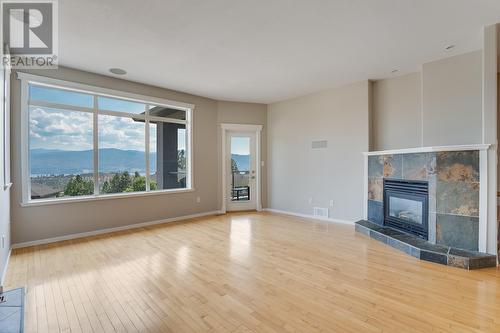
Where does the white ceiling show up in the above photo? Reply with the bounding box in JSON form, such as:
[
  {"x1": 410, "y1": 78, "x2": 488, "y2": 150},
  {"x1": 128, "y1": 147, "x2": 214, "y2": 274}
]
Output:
[{"x1": 60, "y1": 0, "x2": 500, "y2": 103}]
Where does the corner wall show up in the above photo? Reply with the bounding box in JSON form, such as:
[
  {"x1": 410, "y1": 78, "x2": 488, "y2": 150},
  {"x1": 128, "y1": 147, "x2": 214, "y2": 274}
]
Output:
[{"x1": 371, "y1": 50, "x2": 483, "y2": 150}]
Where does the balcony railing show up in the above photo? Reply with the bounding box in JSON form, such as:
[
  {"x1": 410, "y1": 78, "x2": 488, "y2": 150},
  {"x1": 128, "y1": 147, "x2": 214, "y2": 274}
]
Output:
[{"x1": 231, "y1": 186, "x2": 250, "y2": 201}]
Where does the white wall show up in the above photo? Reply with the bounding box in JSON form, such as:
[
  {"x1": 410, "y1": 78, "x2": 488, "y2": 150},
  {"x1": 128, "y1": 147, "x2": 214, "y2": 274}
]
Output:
[{"x1": 267, "y1": 81, "x2": 370, "y2": 221}]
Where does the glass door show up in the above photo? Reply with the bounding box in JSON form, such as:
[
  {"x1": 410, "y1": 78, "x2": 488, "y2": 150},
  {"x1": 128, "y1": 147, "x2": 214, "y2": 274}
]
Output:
[{"x1": 226, "y1": 131, "x2": 256, "y2": 211}]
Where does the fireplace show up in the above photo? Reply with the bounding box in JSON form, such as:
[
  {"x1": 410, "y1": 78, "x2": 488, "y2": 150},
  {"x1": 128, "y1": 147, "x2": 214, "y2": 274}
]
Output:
[{"x1": 383, "y1": 179, "x2": 429, "y2": 240}]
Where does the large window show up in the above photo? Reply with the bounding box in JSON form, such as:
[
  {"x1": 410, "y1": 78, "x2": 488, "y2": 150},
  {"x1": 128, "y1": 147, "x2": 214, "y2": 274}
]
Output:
[{"x1": 21, "y1": 73, "x2": 193, "y2": 203}]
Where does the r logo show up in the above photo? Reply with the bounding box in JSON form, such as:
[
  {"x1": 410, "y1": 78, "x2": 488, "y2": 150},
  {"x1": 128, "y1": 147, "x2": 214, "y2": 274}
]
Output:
[{"x1": 2, "y1": 1, "x2": 54, "y2": 55}]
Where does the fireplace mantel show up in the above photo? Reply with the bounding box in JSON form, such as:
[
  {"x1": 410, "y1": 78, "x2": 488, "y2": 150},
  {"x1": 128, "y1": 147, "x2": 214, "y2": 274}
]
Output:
[{"x1": 363, "y1": 144, "x2": 490, "y2": 156}]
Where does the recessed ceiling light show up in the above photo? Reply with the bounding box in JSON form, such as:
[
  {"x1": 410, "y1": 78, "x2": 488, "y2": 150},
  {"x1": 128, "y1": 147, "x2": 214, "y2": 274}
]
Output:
[
  {"x1": 391, "y1": 69, "x2": 399, "y2": 74},
  {"x1": 444, "y1": 45, "x2": 455, "y2": 51},
  {"x1": 109, "y1": 68, "x2": 127, "y2": 75}
]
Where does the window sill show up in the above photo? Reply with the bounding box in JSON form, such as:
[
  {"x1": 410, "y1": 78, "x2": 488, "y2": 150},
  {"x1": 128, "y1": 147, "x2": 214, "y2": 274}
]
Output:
[{"x1": 20, "y1": 187, "x2": 195, "y2": 207}]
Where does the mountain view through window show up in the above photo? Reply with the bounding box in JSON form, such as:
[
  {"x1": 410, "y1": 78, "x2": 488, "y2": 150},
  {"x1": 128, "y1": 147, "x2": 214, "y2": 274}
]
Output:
[{"x1": 28, "y1": 84, "x2": 189, "y2": 200}]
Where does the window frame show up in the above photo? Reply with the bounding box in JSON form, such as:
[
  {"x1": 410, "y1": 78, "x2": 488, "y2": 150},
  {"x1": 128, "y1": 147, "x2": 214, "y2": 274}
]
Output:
[
  {"x1": 2, "y1": 57, "x2": 12, "y2": 191},
  {"x1": 18, "y1": 72, "x2": 194, "y2": 206}
]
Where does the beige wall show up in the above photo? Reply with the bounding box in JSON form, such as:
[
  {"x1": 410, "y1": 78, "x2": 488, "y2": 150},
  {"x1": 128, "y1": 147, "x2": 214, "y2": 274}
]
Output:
[
  {"x1": 483, "y1": 24, "x2": 497, "y2": 255},
  {"x1": 267, "y1": 81, "x2": 370, "y2": 221},
  {"x1": 371, "y1": 51, "x2": 483, "y2": 150},
  {"x1": 216, "y1": 101, "x2": 268, "y2": 208},
  {"x1": 498, "y1": 73, "x2": 500, "y2": 189},
  {"x1": 0, "y1": 188, "x2": 8, "y2": 280},
  {"x1": 7, "y1": 50, "x2": 490, "y2": 244},
  {"x1": 422, "y1": 51, "x2": 483, "y2": 146},
  {"x1": 10, "y1": 67, "x2": 269, "y2": 245},
  {"x1": 10, "y1": 67, "x2": 222, "y2": 244},
  {"x1": 371, "y1": 73, "x2": 422, "y2": 150},
  {"x1": 0, "y1": 69, "x2": 10, "y2": 281}
]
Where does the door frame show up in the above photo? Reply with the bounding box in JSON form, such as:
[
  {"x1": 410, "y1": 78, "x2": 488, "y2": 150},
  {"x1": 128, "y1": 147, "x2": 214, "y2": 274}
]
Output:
[
  {"x1": 225, "y1": 131, "x2": 256, "y2": 211},
  {"x1": 221, "y1": 123, "x2": 263, "y2": 213}
]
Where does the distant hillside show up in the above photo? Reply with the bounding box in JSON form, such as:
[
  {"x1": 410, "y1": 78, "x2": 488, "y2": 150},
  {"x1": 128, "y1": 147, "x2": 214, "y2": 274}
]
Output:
[
  {"x1": 30, "y1": 149, "x2": 250, "y2": 175},
  {"x1": 30, "y1": 148, "x2": 157, "y2": 175},
  {"x1": 231, "y1": 154, "x2": 250, "y2": 171}
]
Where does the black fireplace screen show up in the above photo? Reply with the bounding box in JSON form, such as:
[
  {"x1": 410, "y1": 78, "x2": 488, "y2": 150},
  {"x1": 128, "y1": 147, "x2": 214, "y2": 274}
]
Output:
[{"x1": 383, "y1": 179, "x2": 429, "y2": 240}]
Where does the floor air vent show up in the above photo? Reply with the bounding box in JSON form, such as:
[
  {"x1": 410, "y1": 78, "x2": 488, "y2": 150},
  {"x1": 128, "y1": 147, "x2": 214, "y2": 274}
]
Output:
[{"x1": 313, "y1": 207, "x2": 329, "y2": 218}]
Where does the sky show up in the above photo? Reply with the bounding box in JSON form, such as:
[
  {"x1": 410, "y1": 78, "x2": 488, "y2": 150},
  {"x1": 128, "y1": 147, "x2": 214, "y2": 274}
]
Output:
[
  {"x1": 231, "y1": 137, "x2": 250, "y2": 155},
  {"x1": 29, "y1": 85, "x2": 186, "y2": 151}
]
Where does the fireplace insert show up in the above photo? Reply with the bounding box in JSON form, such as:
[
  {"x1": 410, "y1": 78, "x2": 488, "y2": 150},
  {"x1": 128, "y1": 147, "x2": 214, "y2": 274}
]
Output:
[{"x1": 383, "y1": 178, "x2": 428, "y2": 240}]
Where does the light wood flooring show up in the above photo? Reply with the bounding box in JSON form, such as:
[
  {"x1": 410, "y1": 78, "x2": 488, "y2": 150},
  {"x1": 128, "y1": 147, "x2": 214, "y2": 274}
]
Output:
[{"x1": 4, "y1": 211, "x2": 500, "y2": 333}]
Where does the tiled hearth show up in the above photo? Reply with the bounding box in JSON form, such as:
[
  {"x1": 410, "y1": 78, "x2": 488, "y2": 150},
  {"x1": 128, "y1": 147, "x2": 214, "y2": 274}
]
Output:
[
  {"x1": 356, "y1": 220, "x2": 496, "y2": 269},
  {"x1": 360, "y1": 145, "x2": 497, "y2": 269}
]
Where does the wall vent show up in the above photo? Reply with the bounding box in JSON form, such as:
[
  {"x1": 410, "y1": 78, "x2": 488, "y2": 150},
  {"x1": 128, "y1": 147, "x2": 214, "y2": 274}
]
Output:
[
  {"x1": 311, "y1": 140, "x2": 327, "y2": 149},
  {"x1": 313, "y1": 207, "x2": 329, "y2": 218}
]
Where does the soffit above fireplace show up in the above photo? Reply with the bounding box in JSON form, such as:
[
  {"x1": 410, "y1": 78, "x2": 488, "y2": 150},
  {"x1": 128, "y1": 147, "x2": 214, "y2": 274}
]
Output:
[{"x1": 363, "y1": 144, "x2": 490, "y2": 156}]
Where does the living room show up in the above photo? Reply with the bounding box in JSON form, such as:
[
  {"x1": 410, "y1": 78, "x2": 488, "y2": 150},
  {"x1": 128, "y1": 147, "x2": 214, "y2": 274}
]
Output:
[{"x1": 0, "y1": 1, "x2": 499, "y2": 332}]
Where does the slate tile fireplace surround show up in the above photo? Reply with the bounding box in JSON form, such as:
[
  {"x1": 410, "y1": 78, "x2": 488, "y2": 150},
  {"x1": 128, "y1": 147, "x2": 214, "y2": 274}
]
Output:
[
  {"x1": 359, "y1": 145, "x2": 496, "y2": 269},
  {"x1": 367, "y1": 150, "x2": 479, "y2": 251}
]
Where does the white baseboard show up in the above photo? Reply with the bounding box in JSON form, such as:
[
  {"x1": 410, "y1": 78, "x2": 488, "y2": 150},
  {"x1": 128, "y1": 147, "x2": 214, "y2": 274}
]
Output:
[
  {"x1": 1, "y1": 248, "x2": 12, "y2": 286},
  {"x1": 12, "y1": 210, "x2": 224, "y2": 249},
  {"x1": 263, "y1": 208, "x2": 354, "y2": 225},
  {"x1": 10, "y1": 208, "x2": 354, "y2": 250}
]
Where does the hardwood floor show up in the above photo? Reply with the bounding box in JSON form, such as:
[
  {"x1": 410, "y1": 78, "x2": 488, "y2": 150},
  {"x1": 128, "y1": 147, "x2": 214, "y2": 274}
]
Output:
[{"x1": 4, "y1": 211, "x2": 500, "y2": 333}]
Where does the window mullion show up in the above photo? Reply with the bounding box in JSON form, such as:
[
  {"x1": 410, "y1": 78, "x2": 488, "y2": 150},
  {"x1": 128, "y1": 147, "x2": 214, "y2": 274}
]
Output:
[
  {"x1": 21, "y1": 80, "x2": 30, "y2": 203},
  {"x1": 145, "y1": 104, "x2": 150, "y2": 192},
  {"x1": 93, "y1": 95, "x2": 99, "y2": 196},
  {"x1": 28, "y1": 99, "x2": 94, "y2": 114}
]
